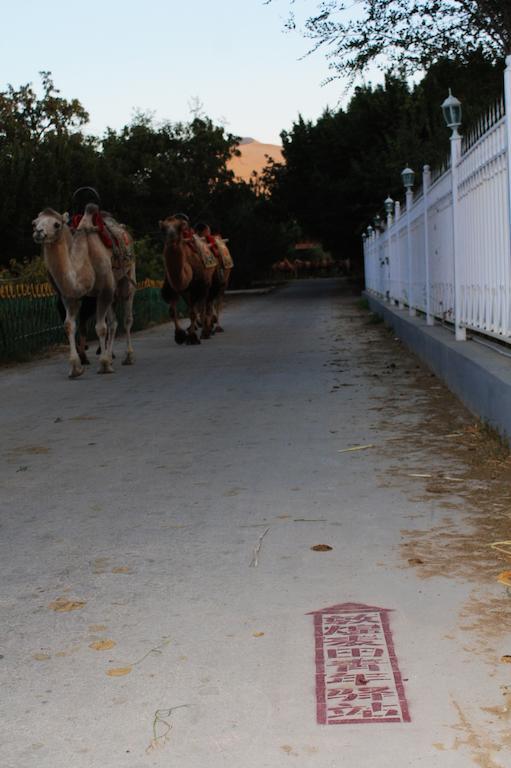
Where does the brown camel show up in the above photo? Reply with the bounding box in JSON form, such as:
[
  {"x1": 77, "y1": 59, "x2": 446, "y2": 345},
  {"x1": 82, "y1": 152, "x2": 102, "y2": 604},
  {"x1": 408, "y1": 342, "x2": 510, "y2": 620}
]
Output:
[
  {"x1": 159, "y1": 215, "x2": 216, "y2": 345},
  {"x1": 210, "y1": 235, "x2": 233, "y2": 332},
  {"x1": 194, "y1": 224, "x2": 234, "y2": 334},
  {"x1": 271, "y1": 258, "x2": 296, "y2": 279},
  {"x1": 32, "y1": 205, "x2": 135, "y2": 377}
]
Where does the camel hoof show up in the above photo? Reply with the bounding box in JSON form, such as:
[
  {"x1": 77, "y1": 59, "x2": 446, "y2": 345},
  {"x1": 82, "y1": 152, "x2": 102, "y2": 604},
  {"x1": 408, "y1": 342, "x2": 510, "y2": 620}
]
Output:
[
  {"x1": 122, "y1": 353, "x2": 134, "y2": 366},
  {"x1": 186, "y1": 333, "x2": 201, "y2": 346},
  {"x1": 68, "y1": 366, "x2": 84, "y2": 379},
  {"x1": 98, "y1": 362, "x2": 115, "y2": 374},
  {"x1": 79, "y1": 353, "x2": 90, "y2": 365},
  {"x1": 174, "y1": 329, "x2": 188, "y2": 345},
  {"x1": 96, "y1": 347, "x2": 116, "y2": 358},
  {"x1": 215, "y1": 325, "x2": 225, "y2": 333}
]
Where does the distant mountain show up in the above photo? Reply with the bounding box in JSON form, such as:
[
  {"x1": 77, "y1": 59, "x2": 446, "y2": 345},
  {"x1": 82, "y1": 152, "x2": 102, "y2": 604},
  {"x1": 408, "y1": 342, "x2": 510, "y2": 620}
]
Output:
[{"x1": 227, "y1": 139, "x2": 284, "y2": 182}]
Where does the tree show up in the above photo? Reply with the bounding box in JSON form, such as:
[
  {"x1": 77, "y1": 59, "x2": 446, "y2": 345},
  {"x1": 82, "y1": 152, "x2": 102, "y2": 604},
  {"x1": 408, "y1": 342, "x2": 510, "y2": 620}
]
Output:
[
  {"x1": 98, "y1": 114, "x2": 239, "y2": 236},
  {"x1": 269, "y1": 1, "x2": 510, "y2": 78},
  {"x1": 0, "y1": 72, "x2": 93, "y2": 264},
  {"x1": 269, "y1": 53, "x2": 503, "y2": 267},
  {"x1": 0, "y1": 72, "x2": 294, "y2": 285}
]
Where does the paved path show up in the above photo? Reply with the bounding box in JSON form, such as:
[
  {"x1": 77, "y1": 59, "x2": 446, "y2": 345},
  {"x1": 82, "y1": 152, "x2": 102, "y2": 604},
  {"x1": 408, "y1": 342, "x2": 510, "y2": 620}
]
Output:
[{"x1": 1, "y1": 279, "x2": 510, "y2": 767}]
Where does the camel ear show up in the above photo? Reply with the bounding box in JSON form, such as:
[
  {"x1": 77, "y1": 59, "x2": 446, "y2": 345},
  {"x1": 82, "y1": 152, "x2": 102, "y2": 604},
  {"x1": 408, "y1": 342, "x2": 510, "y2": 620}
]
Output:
[{"x1": 62, "y1": 212, "x2": 69, "y2": 224}]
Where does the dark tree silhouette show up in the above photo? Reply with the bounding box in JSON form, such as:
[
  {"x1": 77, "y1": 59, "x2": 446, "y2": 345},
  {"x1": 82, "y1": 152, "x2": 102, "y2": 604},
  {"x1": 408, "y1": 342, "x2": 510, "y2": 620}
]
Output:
[{"x1": 267, "y1": 1, "x2": 511, "y2": 79}]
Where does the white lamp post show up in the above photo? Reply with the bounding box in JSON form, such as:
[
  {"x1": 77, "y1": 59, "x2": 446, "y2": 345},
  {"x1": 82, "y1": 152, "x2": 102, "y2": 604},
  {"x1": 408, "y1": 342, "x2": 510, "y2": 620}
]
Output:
[
  {"x1": 441, "y1": 89, "x2": 462, "y2": 138},
  {"x1": 442, "y1": 89, "x2": 465, "y2": 340},
  {"x1": 402, "y1": 166, "x2": 415, "y2": 316},
  {"x1": 401, "y1": 167, "x2": 415, "y2": 190}
]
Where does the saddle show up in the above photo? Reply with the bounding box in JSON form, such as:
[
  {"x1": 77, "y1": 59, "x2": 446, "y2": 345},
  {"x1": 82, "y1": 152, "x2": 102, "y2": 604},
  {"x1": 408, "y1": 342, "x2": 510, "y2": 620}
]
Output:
[
  {"x1": 214, "y1": 237, "x2": 234, "y2": 269},
  {"x1": 71, "y1": 210, "x2": 135, "y2": 278},
  {"x1": 185, "y1": 234, "x2": 218, "y2": 269}
]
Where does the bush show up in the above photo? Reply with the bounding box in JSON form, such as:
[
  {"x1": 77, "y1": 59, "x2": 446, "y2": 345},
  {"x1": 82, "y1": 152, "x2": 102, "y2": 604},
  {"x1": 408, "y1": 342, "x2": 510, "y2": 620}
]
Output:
[
  {"x1": 133, "y1": 237, "x2": 164, "y2": 282},
  {"x1": 0, "y1": 256, "x2": 49, "y2": 283}
]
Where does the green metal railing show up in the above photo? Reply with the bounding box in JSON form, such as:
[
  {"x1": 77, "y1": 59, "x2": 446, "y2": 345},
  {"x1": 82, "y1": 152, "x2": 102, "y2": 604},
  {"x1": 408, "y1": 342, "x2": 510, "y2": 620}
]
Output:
[{"x1": 0, "y1": 284, "x2": 175, "y2": 362}]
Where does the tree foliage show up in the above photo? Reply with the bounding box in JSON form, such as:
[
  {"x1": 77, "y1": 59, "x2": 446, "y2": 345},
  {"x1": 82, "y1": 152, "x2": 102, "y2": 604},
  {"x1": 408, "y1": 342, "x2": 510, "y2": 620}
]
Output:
[
  {"x1": 270, "y1": 0, "x2": 510, "y2": 78},
  {"x1": 0, "y1": 72, "x2": 95, "y2": 264},
  {"x1": 267, "y1": 53, "x2": 503, "y2": 266},
  {"x1": 0, "y1": 73, "x2": 294, "y2": 286}
]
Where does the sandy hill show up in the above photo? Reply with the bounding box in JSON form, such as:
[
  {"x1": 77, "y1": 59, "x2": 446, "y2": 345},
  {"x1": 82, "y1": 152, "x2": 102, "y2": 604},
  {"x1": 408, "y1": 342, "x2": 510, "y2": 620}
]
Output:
[{"x1": 227, "y1": 138, "x2": 284, "y2": 182}]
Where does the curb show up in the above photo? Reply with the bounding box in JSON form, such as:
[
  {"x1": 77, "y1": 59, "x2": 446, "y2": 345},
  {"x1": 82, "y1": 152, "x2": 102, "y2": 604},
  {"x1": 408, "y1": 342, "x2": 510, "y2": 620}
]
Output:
[{"x1": 364, "y1": 292, "x2": 511, "y2": 444}]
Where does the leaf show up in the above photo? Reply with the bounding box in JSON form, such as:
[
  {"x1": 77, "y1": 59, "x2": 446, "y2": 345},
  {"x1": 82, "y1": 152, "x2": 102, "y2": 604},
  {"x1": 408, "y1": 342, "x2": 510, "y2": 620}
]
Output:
[
  {"x1": 89, "y1": 640, "x2": 116, "y2": 651},
  {"x1": 106, "y1": 666, "x2": 132, "y2": 677},
  {"x1": 497, "y1": 571, "x2": 511, "y2": 587},
  {"x1": 48, "y1": 597, "x2": 86, "y2": 612}
]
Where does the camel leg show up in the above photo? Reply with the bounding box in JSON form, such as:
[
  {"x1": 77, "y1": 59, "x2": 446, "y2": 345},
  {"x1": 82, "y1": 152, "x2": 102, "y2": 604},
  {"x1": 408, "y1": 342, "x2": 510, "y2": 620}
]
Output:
[
  {"x1": 77, "y1": 332, "x2": 90, "y2": 365},
  {"x1": 170, "y1": 301, "x2": 188, "y2": 345},
  {"x1": 63, "y1": 299, "x2": 84, "y2": 379},
  {"x1": 96, "y1": 295, "x2": 115, "y2": 374},
  {"x1": 201, "y1": 298, "x2": 214, "y2": 339},
  {"x1": 216, "y1": 270, "x2": 231, "y2": 333},
  {"x1": 214, "y1": 292, "x2": 225, "y2": 333},
  {"x1": 77, "y1": 314, "x2": 90, "y2": 365},
  {"x1": 186, "y1": 303, "x2": 201, "y2": 345},
  {"x1": 105, "y1": 306, "x2": 118, "y2": 369},
  {"x1": 121, "y1": 290, "x2": 135, "y2": 365}
]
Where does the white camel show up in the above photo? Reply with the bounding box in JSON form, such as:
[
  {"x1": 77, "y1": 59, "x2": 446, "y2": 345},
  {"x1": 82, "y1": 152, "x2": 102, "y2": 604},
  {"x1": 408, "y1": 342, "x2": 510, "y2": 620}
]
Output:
[{"x1": 32, "y1": 204, "x2": 135, "y2": 378}]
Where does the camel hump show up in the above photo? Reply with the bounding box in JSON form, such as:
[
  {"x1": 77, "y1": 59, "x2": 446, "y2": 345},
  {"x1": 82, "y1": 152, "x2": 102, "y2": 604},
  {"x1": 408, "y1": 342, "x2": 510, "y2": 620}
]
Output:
[
  {"x1": 193, "y1": 235, "x2": 217, "y2": 269},
  {"x1": 214, "y1": 237, "x2": 234, "y2": 269},
  {"x1": 100, "y1": 212, "x2": 135, "y2": 273},
  {"x1": 84, "y1": 203, "x2": 100, "y2": 216}
]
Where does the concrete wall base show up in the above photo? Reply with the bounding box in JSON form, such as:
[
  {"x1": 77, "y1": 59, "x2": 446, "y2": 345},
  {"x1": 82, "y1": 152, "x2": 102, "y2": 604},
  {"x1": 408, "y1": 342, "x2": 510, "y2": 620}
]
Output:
[{"x1": 364, "y1": 293, "x2": 511, "y2": 444}]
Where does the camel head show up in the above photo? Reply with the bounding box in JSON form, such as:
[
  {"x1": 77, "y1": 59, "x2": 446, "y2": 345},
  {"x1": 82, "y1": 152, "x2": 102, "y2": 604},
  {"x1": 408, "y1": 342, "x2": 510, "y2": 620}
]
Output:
[
  {"x1": 159, "y1": 214, "x2": 189, "y2": 243},
  {"x1": 32, "y1": 208, "x2": 69, "y2": 244}
]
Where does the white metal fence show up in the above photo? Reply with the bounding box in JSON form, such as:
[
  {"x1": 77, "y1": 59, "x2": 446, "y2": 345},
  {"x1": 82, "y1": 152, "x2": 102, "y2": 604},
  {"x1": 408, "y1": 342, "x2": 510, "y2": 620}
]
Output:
[{"x1": 364, "y1": 55, "x2": 511, "y2": 344}]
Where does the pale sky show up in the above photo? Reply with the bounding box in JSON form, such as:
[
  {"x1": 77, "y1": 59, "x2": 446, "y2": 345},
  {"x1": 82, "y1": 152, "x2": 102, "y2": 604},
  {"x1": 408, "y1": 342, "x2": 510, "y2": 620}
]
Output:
[{"x1": 0, "y1": 0, "x2": 378, "y2": 144}]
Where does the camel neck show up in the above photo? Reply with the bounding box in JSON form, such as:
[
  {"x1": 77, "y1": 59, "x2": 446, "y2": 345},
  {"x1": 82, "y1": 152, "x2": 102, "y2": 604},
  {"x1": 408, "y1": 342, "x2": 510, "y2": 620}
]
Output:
[
  {"x1": 164, "y1": 238, "x2": 189, "y2": 290},
  {"x1": 44, "y1": 229, "x2": 94, "y2": 299}
]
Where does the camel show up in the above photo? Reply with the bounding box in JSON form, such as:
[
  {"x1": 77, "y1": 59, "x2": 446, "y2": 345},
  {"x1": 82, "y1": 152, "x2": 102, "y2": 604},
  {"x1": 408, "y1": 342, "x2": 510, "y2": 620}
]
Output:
[
  {"x1": 271, "y1": 258, "x2": 297, "y2": 279},
  {"x1": 97, "y1": 207, "x2": 136, "y2": 365},
  {"x1": 293, "y1": 258, "x2": 305, "y2": 277},
  {"x1": 195, "y1": 224, "x2": 234, "y2": 333},
  {"x1": 32, "y1": 204, "x2": 135, "y2": 377},
  {"x1": 160, "y1": 215, "x2": 217, "y2": 345},
  {"x1": 210, "y1": 235, "x2": 233, "y2": 332}
]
